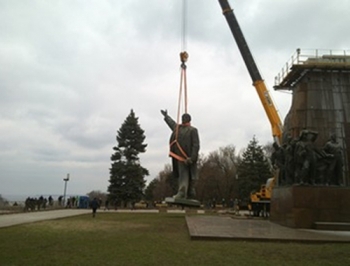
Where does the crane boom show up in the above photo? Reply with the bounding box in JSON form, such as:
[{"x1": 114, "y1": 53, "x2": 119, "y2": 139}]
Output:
[{"x1": 218, "y1": 0, "x2": 283, "y2": 144}]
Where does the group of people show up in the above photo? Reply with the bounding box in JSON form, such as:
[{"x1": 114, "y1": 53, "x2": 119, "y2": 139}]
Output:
[
  {"x1": 24, "y1": 195, "x2": 54, "y2": 211},
  {"x1": 271, "y1": 130, "x2": 343, "y2": 186},
  {"x1": 23, "y1": 195, "x2": 102, "y2": 218}
]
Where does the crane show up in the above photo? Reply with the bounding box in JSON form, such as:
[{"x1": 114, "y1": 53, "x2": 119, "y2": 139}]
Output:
[
  {"x1": 217, "y1": 0, "x2": 283, "y2": 216},
  {"x1": 218, "y1": 0, "x2": 283, "y2": 145}
]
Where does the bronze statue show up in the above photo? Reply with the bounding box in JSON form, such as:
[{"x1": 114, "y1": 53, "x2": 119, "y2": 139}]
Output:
[
  {"x1": 294, "y1": 130, "x2": 318, "y2": 185},
  {"x1": 323, "y1": 133, "x2": 343, "y2": 185},
  {"x1": 271, "y1": 142, "x2": 285, "y2": 185},
  {"x1": 284, "y1": 134, "x2": 297, "y2": 185},
  {"x1": 161, "y1": 110, "x2": 200, "y2": 199},
  {"x1": 272, "y1": 130, "x2": 343, "y2": 186}
]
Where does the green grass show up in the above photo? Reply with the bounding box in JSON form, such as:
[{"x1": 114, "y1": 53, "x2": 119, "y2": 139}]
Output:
[{"x1": 0, "y1": 213, "x2": 350, "y2": 266}]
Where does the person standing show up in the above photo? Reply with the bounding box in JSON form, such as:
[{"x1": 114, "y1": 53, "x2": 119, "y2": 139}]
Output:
[
  {"x1": 90, "y1": 197, "x2": 100, "y2": 218},
  {"x1": 161, "y1": 110, "x2": 200, "y2": 199}
]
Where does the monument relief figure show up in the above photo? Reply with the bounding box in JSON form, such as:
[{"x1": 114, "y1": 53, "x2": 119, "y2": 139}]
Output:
[
  {"x1": 271, "y1": 142, "x2": 285, "y2": 185},
  {"x1": 161, "y1": 110, "x2": 200, "y2": 199},
  {"x1": 323, "y1": 133, "x2": 343, "y2": 185},
  {"x1": 294, "y1": 130, "x2": 318, "y2": 185},
  {"x1": 284, "y1": 134, "x2": 297, "y2": 185}
]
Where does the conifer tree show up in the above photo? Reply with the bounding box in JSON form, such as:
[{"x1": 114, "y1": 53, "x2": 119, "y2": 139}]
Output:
[
  {"x1": 237, "y1": 136, "x2": 272, "y2": 200},
  {"x1": 108, "y1": 110, "x2": 149, "y2": 205}
]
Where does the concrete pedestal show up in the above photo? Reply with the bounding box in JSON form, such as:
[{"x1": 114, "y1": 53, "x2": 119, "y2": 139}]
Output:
[
  {"x1": 270, "y1": 186, "x2": 350, "y2": 229},
  {"x1": 165, "y1": 197, "x2": 200, "y2": 208}
]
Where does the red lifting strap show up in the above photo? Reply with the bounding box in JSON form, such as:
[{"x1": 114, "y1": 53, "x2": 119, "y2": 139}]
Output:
[
  {"x1": 169, "y1": 52, "x2": 189, "y2": 162},
  {"x1": 169, "y1": 135, "x2": 188, "y2": 162}
]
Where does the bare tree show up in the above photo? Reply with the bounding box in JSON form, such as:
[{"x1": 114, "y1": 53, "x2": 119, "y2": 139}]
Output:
[
  {"x1": 197, "y1": 145, "x2": 239, "y2": 204},
  {"x1": 86, "y1": 190, "x2": 108, "y2": 203},
  {"x1": 148, "y1": 164, "x2": 176, "y2": 202}
]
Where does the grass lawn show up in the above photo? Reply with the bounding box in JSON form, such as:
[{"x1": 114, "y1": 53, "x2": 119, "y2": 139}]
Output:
[{"x1": 0, "y1": 212, "x2": 349, "y2": 266}]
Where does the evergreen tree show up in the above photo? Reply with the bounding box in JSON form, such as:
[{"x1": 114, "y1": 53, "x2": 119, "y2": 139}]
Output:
[
  {"x1": 108, "y1": 109, "x2": 149, "y2": 205},
  {"x1": 237, "y1": 136, "x2": 272, "y2": 200}
]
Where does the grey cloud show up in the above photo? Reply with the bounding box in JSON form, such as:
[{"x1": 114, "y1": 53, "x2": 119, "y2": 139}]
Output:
[{"x1": 1, "y1": 0, "x2": 348, "y2": 197}]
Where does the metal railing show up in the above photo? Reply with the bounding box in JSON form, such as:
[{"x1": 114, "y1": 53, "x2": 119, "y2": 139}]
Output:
[{"x1": 274, "y1": 49, "x2": 350, "y2": 87}]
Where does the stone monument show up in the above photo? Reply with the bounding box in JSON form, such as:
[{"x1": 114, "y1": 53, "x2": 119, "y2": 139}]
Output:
[{"x1": 271, "y1": 49, "x2": 350, "y2": 229}]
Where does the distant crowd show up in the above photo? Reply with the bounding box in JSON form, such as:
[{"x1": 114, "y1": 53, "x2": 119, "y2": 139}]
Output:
[
  {"x1": 24, "y1": 195, "x2": 54, "y2": 211},
  {"x1": 24, "y1": 195, "x2": 88, "y2": 211},
  {"x1": 21, "y1": 196, "x2": 242, "y2": 213}
]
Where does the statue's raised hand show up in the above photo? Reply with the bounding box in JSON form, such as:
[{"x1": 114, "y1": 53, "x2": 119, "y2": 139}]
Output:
[{"x1": 160, "y1": 109, "x2": 167, "y2": 117}]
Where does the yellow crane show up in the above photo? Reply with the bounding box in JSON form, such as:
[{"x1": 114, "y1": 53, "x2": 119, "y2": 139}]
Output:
[
  {"x1": 218, "y1": 0, "x2": 283, "y2": 145},
  {"x1": 218, "y1": 0, "x2": 283, "y2": 216}
]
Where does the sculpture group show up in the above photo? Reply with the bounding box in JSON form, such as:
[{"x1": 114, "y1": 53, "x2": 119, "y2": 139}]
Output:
[{"x1": 272, "y1": 130, "x2": 343, "y2": 186}]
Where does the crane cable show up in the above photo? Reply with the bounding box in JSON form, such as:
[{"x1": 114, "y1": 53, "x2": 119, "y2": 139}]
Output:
[
  {"x1": 178, "y1": 0, "x2": 188, "y2": 120},
  {"x1": 181, "y1": 0, "x2": 187, "y2": 53},
  {"x1": 169, "y1": 0, "x2": 190, "y2": 163}
]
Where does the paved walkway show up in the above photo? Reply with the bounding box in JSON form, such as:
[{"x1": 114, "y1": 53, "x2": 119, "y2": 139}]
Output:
[
  {"x1": 186, "y1": 215, "x2": 350, "y2": 243},
  {"x1": 0, "y1": 209, "x2": 90, "y2": 228},
  {"x1": 0, "y1": 209, "x2": 184, "y2": 228}
]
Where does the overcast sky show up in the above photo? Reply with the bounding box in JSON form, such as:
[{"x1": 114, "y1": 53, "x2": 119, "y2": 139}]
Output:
[{"x1": 1, "y1": 0, "x2": 350, "y2": 199}]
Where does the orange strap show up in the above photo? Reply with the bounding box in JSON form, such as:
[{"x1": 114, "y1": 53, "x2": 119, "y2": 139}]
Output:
[
  {"x1": 169, "y1": 151, "x2": 186, "y2": 162},
  {"x1": 169, "y1": 52, "x2": 189, "y2": 162},
  {"x1": 169, "y1": 137, "x2": 188, "y2": 162}
]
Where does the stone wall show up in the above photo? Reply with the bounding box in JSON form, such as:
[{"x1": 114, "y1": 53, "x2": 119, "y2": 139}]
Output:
[{"x1": 270, "y1": 186, "x2": 350, "y2": 228}]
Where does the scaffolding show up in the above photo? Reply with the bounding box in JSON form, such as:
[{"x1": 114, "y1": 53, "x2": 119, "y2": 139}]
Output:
[
  {"x1": 274, "y1": 49, "x2": 350, "y2": 90},
  {"x1": 277, "y1": 49, "x2": 350, "y2": 185}
]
